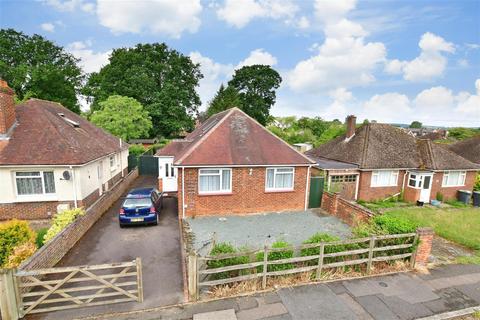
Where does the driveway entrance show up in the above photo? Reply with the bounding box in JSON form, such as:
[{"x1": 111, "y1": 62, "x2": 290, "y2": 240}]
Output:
[{"x1": 30, "y1": 176, "x2": 183, "y2": 320}]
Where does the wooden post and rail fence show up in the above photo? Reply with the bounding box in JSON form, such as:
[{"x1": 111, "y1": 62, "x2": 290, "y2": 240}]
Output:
[
  {"x1": 0, "y1": 258, "x2": 143, "y2": 320},
  {"x1": 187, "y1": 228, "x2": 433, "y2": 301}
]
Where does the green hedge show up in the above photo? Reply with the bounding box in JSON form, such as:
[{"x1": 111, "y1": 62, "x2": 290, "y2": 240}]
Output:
[
  {"x1": 43, "y1": 208, "x2": 85, "y2": 243},
  {"x1": 0, "y1": 220, "x2": 35, "y2": 267},
  {"x1": 207, "y1": 243, "x2": 249, "y2": 279},
  {"x1": 373, "y1": 214, "x2": 418, "y2": 234},
  {"x1": 257, "y1": 241, "x2": 294, "y2": 272}
]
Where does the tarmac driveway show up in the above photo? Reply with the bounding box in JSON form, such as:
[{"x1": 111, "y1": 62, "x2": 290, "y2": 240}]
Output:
[{"x1": 31, "y1": 175, "x2": 184, "y2": 320}]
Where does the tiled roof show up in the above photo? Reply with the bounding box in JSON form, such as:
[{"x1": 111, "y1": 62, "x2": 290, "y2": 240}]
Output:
[
  {"x1": 0, "y1": 99, "x2": 128, "y2": 166},
  {"x1": 155, "y1": 108, "x2": 314, "y2": 166},
  {"x1": 448, "y1": 135, "x2": 480, "y2": 164},
  {"x1": 306, "y1": 123, "x2": 479, "y2": 171}
]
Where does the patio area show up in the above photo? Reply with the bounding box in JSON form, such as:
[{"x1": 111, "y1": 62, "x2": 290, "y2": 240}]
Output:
[{"x1": 185, "y1": 209, "x2": 352, "y2": 254}]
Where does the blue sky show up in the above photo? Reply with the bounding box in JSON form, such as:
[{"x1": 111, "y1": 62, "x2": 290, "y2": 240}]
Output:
[{"x1": 1, "y1": 0, "x2": 479, "y2": 126}]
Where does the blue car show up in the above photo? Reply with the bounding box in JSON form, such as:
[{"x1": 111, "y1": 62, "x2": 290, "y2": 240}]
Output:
[{"x1": 119, "y1": 187, "x2": 162, "y2": 227}]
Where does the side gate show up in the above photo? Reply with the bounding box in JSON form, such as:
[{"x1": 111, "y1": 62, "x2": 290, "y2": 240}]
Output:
[
  {"x1": 308, "y1": 176, "x2": 324, "y2": 208},
  {"x1": 138, "y1": 155, "x2": 159, "y2": 176},
  {"x1": 0, "y1": 259, "x2": 143, "y2": 319}
]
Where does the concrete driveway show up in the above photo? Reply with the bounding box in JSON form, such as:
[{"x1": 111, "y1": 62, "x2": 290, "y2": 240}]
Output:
[{"x1": 30, "y1": 175, "x2": 184, "y2": 320}]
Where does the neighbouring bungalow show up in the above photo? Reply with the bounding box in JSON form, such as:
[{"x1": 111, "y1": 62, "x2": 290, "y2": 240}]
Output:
[
  {"x1": 0, "y1": 80, "x2": 129, "y2": 220},
  {"x1": 448, "y1": 135, "x2": 480, "y2": 165},
  {"x1": 306, "y1": 115, "x2": 479, "y2": 203},
  {"x1": 155, "y1": 107, "x2": 315, "y2": 218}
]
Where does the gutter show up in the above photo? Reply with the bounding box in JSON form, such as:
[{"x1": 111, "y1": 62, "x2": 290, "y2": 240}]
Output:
[
  {"x1": 70, "y1": 165, "x2": 78, "y2": 208},
  {"x1": 181, "y1": 167, "x2": 185, "y2": 219}
]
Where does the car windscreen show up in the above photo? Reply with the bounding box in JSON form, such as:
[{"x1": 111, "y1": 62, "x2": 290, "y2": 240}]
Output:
[{"x1": 123, "y1": 197, "x2": 152, "y2": 208}]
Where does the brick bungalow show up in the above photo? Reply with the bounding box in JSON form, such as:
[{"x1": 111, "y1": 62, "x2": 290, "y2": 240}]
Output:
[
  {"x1": 155, "y1": 107, "x2": 315, "y2": 218},
  {"x1": 448, "y1": 135, "x2": 480, "y2": 165},
  {"x1": 306, "y1": 115, "x2": 479, "y2": 203},
  {"x1": 0, "y1": 80, "x2": 129, "y2": 220}
]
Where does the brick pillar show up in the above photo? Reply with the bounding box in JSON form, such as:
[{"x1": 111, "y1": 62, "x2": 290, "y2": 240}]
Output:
[
  {"x1": 414, "y1": 227, "x2": 434, "y2": 266},
  {"x1": 158, "y1": 178, "x2": 163, "y2": 192},
  {"x1": 332, "y1": 192, "x2": 339, "y2": 215}
]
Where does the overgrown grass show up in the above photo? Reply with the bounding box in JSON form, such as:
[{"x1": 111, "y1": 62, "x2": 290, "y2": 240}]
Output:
[
  {"x1": 358, "y1": 198, "x2": 412, "y2": 212},
  {"x1": 381, "y1": 207, "x2": 480, "y2": 250},
  {"x1": 456, "y1": 253, "x2": 480, "y2": 265}
]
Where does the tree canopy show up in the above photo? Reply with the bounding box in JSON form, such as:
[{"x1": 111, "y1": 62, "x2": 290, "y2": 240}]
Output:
[
  {"x1": 227, "y1": 65, "x2": 281, "y2": 125},
  {"x1": 83, "y1": 43, "x2": 202, "y2": 138},
  {"x1": 206, "y1": 84, "x2": 241, "y2": 117},
  {"x1": 409, "y1": 121, "x2": 423, "y2": 128},
  {"x1": 90, "y1": 95, "x2": 152, "y2": 141},
  {"x1": 0, "y1": 29, "x2": 83, "y2": 113}
]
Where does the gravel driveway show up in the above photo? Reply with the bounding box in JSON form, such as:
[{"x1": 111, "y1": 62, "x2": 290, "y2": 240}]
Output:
[{"x1": 186, "y1": 209, "x2": 352, "y2": 254}]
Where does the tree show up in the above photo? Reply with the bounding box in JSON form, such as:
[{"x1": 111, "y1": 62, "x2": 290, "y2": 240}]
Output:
[
  {"x1": 409, "y1": 121, "x2": 422, "y2": 128},
  {"x1": 83, "y1": 43, "x2": 202, "y2": 138},
  {"x1": 0, "y1": 29, "x2": 83, "y2": 113},
  {"x1": 206, "y1": 84, "x2": 241, "y2": 117},
  {"x1": 228, "y1": 65, "x2": 282, "y2": 125},
  {"x1": 90, "y1": 95, "x2": 152, "y2": 141}
]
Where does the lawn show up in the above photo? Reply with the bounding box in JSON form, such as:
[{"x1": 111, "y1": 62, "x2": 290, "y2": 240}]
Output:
[{"x1": 381, "y1": 207, "x2": 480, "y2": 250}]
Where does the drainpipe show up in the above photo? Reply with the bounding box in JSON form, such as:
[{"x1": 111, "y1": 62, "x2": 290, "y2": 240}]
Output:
[
  {"x1": 304, "y1": 165, "x2": 311, "y2": 210},
  {"x1": 354, "y1": 172, "x2": 360, "y2": 200},
  {"x1": 119, "y1": 138, "x2": 124, "y2": 178},
  {"x1": 181, "y1": 167, "x2": 185, "y2": 219},
  {"x1": 401, "y1": 171, "x2": 408, "y2": 195},
  {"x1": 70, "y1": 165, "x2": 78, "y2": 208}
]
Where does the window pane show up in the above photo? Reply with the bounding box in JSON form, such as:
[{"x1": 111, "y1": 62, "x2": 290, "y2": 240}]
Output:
[
  {"x1": 277, "y1": 168, "x2": 293, "y2": 173},
  {"x1": 17, "y1": 177, "x2": 43, "y2": 195},
  {"x1": 16, "y1": 172, "x2": 40, "y2": 177},
  {"x1": 221, "y1": 170, "x2": 230, "y2": 190},
  {"x1": 43, "y1": 172, "x2": 55, "y2": 194},
  {"x1": 200, "y1": 169, "x2": 219, "y2": 175},
  {"x1": 199, "y1": 175, "x2": 220, "y2": 192},
  {"x1": 266, "y1": 169, "x2": 274, "y2": 188},
  {"x1": 275, "y1": 173, "x2": 293, "y2": 188}
]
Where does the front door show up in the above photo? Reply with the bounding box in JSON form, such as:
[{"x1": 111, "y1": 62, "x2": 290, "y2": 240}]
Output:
[
  {"x1": 419, "y1": 174, "x2": 433, "y2": 203},
  {"x1": 158, "y1": 157, "x2": 178, "y2": 192}
]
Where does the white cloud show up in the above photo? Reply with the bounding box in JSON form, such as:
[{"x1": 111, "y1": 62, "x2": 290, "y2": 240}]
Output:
[
  {"x1": 456, "y1": 79, "x2": 480, "y2": 116},
  {"x1": 321, "y1": 88, "x2": 353, "y2": 119},
  {"x1": 297, "y1": 16, "x2": 310, "y2": 29},
  {"x1": 413, "y1": 86, "x2": 454, "y2": 112},
  {"x1": 236, "y1": 49, "x2": 277, "y2": 68},
  {"x1": 96, "y1": 0, "x2": 202, "y2": 38},
  {"x1": 314, "y1": 0, "x2": 357, "y2": 23},
  {"x1": 40, "y1": 23, "x2": 55, "y2": 32},
  {"x1": 42, "y1": 0, "x2": 94, "y2": 12},
  {"x1": 67, "y1": 41, "x2": 111, "y2": 73},
  {"x1": 216, "y1": 0, "x2": 298, "y2": 28},
  {"x1": 385, "y1": 32, "x2": 455, "y2": 82},
  {"x1": 362, "y1": 93, "x2": 412, "y2": 122}
]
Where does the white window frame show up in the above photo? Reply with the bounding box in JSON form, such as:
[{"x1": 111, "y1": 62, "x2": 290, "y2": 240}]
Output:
[
  {"x1": 408, "y1": 173, "x2": 422, "y2": 189},
  {"x1": 265, "y1": 167, "x2": 295, "y2": 191},
  {"x1": 110, "y1": 156, "x2": 116, "y2": 172},
  {"x1": 198, "y1": 168, "x2": 232, "y2": 194},
  {"x1": 15, "y1": 171, "x2": 56, "y2": 197},
  {"x1": 442, "y1": 171, "x2": 466, "y2": 187},
  {"x1": 370, "y1": 170, "x2": 399, "y2": 187}
]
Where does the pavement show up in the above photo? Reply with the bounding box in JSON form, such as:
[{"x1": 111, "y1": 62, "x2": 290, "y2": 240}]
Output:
[
  {"x1": 81, "y1": 264, "x2": 480, "y2": 320},
  {"x1": 28, "y1": 175, "x2": 184, "y2": 320},
  {"x1": 186, "y1": 209, "x2": 352, "y2": 254}
]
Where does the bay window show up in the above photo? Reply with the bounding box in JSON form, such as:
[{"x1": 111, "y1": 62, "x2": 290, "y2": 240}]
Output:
[
  {"x1": 16, "y1": 171, "x2": 56, "y2": 196},
  {"x1": 442, "y1": 171, "x2": 466, "y2": 187},
  {"x1": 199, "y1": 168, "x2": 231, "y2": 194},
  {"x1": 371, "y1": 170, "x2": 399, "y2": 187},
  {"x1": 266, "y1": 167, "x2": 294, "y2": 191}
]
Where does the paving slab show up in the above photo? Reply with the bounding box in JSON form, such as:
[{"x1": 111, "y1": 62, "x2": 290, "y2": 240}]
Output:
[
  {"x1": 417, "y1": 264, "x2": 480, "y2": 281},
  {"x1": 377, "y1": 294, "x2": 433, "y2": 320},
  {"x1": 337, "y1": 293, "x2": 374, "y2": 320},
  {"x1": 259, "y1": 292, "x2": 282, "y2": 305},
  {"x1": 193, "y1": 309, "x2": 236, "y2": 320},
  {"x1": 355, "y1": 295, "x2": 400, "y2": 320},
  {"x1": 327, "y1": 282, "x2": 348, "y2": 294},
  {"x1": 426, "y1": 273, "x2": 480, "y2": 290},
  {"x1": 237, "y1": 296, "x2": 259, "y2": 310},
  {"x1": 433, "y1": 287, "x2": 478, "y2": 310},
  {"x1": 236, "y1": 303, "x2": 288, "y2": 320},
  {"x1": 454, "y1": 282, "x2": 480, "y2": 304},
  {"x1": 278, "y1": 284, "x2": 357, "y2": 320}
]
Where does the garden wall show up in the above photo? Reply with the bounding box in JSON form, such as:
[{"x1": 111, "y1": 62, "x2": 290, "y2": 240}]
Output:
[
  {"x1": 321, "y1": 191, "x2": 374, "y2": 226},
  {"x1": 19, "y1": 169, "x2": 139, "y2": 271}
]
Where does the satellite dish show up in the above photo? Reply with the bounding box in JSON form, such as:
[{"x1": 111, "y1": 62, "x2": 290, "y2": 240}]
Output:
[{"x1": 62, "y1": 171, "x2": 71, "y2": 180}]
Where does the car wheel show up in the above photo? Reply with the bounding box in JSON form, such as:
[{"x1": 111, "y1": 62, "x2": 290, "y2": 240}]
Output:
[{"x1": 119, "y1": 223, "x2": 125, "y2": 228}]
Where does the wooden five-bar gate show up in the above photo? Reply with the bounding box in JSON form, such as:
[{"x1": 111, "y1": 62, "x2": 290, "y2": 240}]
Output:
[{"x1": 0, "y1": 259, "x2": 143, "y2": 319}]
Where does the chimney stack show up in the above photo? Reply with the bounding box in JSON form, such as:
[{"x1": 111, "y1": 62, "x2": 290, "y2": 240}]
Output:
[
  {"x1": 345, "y1": 115, "x2": 356, "y2": 140},
  {"x1": 0, "y1": 79, "x2": 16, "y2": 137}
]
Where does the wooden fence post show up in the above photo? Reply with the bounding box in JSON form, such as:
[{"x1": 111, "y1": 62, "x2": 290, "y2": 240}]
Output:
[
  {"x1": 136, "y1": 258, "x2": 144, "y2": 303},
  {"x1": 367, "y1": 236, "x2": 375, "y2": 274},
  {"x1": 187, "y1": 252, "x2": 198, "y2": 301},
  {"x1": 316, "y1": 243, "x2": 325, "y2": 279},
  {"x1": 262, "y1": 245, "x2": 268, "y2": 289},
  {"x1": 0, "y1": 269, "x2": 20, "y2": 320}
]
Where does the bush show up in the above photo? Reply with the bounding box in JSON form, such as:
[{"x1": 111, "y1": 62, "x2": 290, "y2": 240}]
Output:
[
  {"x1": 128, "y1": 144, "x2": 146, "y2": 156},
  {"x1": 35, "y1": 228, "x2": 48, "y2": 248},
  {"x1": 474, "y1": 173, "x2": 480, "y2": 191},
  {"x1": 44, "y1": 208, "x2": 85, "y2": 243},
  {"x1": 373, "y1": 214, "x2": 418, "y2": 234},
  {"x1": 207, "y1": 243, "x2": 249, "y2": 279},
  {"x1": 0, "y1": 220, "x2": 35, "y2": 267},
  {"x1": 436, "y1": 192, "x2": 444, "y2": 202},
  {"x1": 257, "y1": 241, "x2": 294, "y2": 272},
  {"x1": 5, "y1": 242, "x2": 37, "y2": 268}
]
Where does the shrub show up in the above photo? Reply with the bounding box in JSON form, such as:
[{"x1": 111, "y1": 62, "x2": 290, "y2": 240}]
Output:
[
  {"x1": 445, "y1": 199, "x2": 469, "y2": 208},
  {"x1": 257, "y1": 241, "x2": 294, "y2": 272},
  {"x1": 44, "y1": 208, "x2": 85, "y2": 243},
  {"x1": 436, "y1": 192, "x2": 444, "y2": 202},
  {"x1": 207, "y1": 243, "x2": 249, "y2": 279},
  {"x1": 5, "y1": 242, "x2": 37, "y2": 268},
  {"x1": 373, "y1": 214, "x2": 418, "y2": 234},
  {"x1": 128, "y1": 144, "x2": 146, "y2": 156},
  {"x1": 475, "y1": 173, "x2": 480, "y2": 191},
  {"x1": 35, "y1": 228, "x2": 48, "y2": 248},
  {"x1": 0, "y1": 220, "x2": 35, "y2": 267}
]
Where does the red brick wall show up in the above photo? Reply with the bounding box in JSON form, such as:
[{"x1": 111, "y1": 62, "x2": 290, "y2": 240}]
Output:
[
  {"x1": 403, "y1": 185, "x2": 421, "y2": 202},
  {"x1": 430, "y1": 171, "x2": 476, "y2": 201},
  {"x1": 414, "y1": 227, "x2": 434, "y2": 266},
  {"x1": 0, "y1": 82, "x2": 16, "y2": 134},
  {"x1": 357, "y1": 170, "x2": 407, "y2": 201},
  {"x1": 321, "y1": 192, "x2": 373, "y2": 226},
  {"x1": 178, "y1": 166, "x2": 309, "y2": 217}
]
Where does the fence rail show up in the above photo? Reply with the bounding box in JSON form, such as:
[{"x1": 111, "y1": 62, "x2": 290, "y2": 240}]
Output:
[{"x1": 189, "y1": 232, "x2": 417, "y2": 300}]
